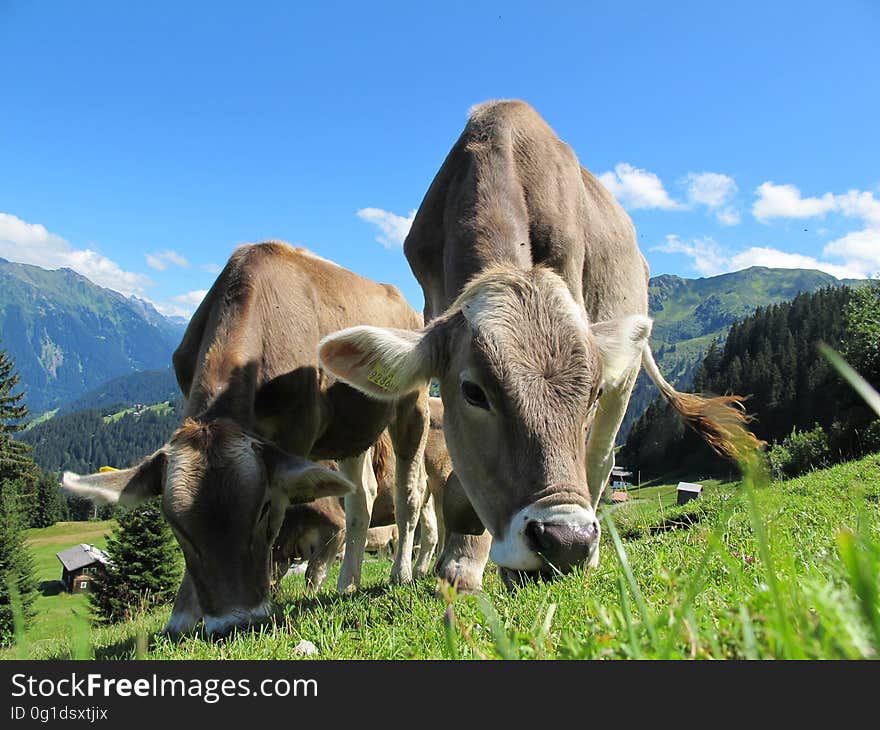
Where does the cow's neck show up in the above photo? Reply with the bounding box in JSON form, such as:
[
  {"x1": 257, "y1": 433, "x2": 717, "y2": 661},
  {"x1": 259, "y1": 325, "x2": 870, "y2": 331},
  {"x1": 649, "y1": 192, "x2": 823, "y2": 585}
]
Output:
[{"x1": 184, "y1": 360, "x2": 258, "y2": 428}]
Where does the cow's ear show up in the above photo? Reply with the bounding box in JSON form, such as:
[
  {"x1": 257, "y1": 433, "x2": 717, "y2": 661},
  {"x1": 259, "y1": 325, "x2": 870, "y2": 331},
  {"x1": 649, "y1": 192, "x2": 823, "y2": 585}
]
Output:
[
  {"x1": 443, "y1": 472, "x2": 485, "y2": 535},
  {"x1": 318, "y1": 325, "x2": 434, "y2": 400},
  {"x1": 264, "y1": 446, "x2": 355, "y2": 503},
  {"x1": 62, "y1": 450, "x2": 166, "y2": 507},
  {"x1": 590, "y1": 315, "x2": 652, "y2": 389}
]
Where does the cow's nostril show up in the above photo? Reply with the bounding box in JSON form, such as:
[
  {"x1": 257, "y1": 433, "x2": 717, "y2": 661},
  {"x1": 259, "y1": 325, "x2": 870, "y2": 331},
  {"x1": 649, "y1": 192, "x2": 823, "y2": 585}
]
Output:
[{"x1": 525, "y1": 519, "x2": 598, "y2": 571}]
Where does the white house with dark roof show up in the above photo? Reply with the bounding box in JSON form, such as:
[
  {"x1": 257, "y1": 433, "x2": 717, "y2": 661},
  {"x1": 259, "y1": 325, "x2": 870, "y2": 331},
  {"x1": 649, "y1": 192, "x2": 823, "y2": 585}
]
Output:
[{"x1": 56, "y1": 543, "x2": 111, "y2": 593}]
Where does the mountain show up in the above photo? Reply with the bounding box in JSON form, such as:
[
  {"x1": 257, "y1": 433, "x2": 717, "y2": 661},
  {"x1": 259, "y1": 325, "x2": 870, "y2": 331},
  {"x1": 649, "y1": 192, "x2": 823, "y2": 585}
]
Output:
[
  {"x1": 0, "y1": 258, "x2": 186, "y2": 414},
  {"x1": 619, "y1": 266, "x2": 867, "y2": 441}
]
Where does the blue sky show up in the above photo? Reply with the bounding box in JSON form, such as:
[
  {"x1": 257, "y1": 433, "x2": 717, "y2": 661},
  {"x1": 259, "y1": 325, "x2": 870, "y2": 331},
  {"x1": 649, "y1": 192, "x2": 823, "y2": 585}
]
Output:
[{"x1": 1, "y1": 1, "x2": 878, "y2": 317}]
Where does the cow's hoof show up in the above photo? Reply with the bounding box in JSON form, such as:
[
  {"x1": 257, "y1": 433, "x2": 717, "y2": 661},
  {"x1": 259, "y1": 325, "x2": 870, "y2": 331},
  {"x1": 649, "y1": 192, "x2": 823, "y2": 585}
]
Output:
[
  {"x1": 434, "y1": 562, "x2": 483, "y2": 594},
  {"x1": 390, "y1": 571, "x2": 414, "y2": 585}
]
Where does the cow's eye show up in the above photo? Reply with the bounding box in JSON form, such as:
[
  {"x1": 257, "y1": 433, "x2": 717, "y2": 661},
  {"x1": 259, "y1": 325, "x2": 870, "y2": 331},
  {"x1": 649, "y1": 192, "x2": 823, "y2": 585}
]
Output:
[{"x1": 461, "y1": 380, "x2": 490, "y2": 410}]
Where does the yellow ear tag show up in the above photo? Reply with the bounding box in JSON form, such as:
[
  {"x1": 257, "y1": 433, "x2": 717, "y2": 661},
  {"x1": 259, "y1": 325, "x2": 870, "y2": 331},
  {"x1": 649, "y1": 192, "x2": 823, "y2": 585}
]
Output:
[
  {"x1": 367, "y1": 361, "x2": 400, "y2": 391},
  {"x1": 99, "y1": 466, "x2": 119, "y2": 472}
]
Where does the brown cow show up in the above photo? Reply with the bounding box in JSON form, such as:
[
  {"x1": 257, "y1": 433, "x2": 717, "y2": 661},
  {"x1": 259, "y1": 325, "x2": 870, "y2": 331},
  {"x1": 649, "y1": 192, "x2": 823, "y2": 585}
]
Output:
[
  {"x1": 319, "y1": 100, "x2": 759, "y2": 591},
  {"x1": 63, "y1": 242, "x2": 429, "y2": 636},
  {"x1": 272, "y1": 399, "x2": 451, "y2": 589}
]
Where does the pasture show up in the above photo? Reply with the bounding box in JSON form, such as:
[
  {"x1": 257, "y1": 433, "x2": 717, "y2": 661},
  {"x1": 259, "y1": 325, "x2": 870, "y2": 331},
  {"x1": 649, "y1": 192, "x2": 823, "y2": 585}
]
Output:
[{"x1": 5, "y1": 452, "x2": 879, "y2": 660}]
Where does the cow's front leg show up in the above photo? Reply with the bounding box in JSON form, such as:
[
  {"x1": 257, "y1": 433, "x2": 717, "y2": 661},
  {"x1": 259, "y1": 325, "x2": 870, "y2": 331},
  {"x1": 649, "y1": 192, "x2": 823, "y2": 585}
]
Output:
[
  {"x1": 434, "y1": 530, "x2": 491, "y2": 594},
  {"x1": 306, "y1": 525, "x2": 346, "y2": 592},
  {"x1": 585, "y1": 366, "x2": 639, "y2": 567},
  {"x1": 389, "y1": 390, "x2": 430, "y2": 584},
  {"x1": 163, "y1": 569, "x2": 202, "y2": 636},
  {"x1": 414, "y1": 489, "x2": 439, "y2": 578},
  {"x1": 337, "y1": 449, "x2": 377, "y2": 593}
]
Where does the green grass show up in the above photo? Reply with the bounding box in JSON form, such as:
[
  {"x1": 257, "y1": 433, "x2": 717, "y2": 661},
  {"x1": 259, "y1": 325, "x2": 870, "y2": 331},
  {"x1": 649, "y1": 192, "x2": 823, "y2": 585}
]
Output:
[
  {"x1": 103, "y1": 401, "x2": 174, "y2": 423},
  {"x1": 22, "y1": 408, "x2": 59, "y2": 430},
  {"x1": 14, "y1": 520, "x2": 114, "y2": 651},
  {"x1": 4, "y1": 451, "x2": 879, "y2": 660}
]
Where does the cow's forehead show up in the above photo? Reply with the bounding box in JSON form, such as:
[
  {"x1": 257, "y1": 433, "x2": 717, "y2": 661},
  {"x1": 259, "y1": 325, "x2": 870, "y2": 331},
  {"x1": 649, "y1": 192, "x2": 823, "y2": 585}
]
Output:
[
  {"x1": 163, "y1": 430, "x2": 264, "y2": 516},
  {"x1": 457, "y1": 268, "x2": 601, "y2": 390}
]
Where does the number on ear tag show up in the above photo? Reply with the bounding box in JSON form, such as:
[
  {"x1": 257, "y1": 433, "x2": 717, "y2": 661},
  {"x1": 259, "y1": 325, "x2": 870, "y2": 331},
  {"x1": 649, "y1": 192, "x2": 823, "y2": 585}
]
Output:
[{"x1": 367, "y1": 361, "x2": 399, "y2": 391}]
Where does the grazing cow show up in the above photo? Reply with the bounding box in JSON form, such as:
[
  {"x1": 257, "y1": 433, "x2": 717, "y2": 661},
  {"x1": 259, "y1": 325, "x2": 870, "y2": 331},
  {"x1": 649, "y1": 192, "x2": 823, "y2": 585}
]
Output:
[
  {"x1": 272, "y1": 400, "x2": 450, "y2": 589},
  {"x1": 63, "y1": 242, "x2": 429, "y2": 636},
  {"x1": 271, "y1": 496, "x2": 346, "y2": 590},
  {"x1": 319, "y1": 100, "x2": 760, "y2": 590}
]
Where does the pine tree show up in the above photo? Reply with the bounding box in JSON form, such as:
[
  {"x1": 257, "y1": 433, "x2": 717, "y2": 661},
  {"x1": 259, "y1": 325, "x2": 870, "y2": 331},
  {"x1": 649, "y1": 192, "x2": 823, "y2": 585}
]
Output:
[
  {"x1": 0, "y1": 487, "x2": 38, "y2": 646},
  {"x1": 89, "y1": 499, "x2": 182, "y2": 623},
  {"x1": 0, "y1": 348, "x2": 38, "y2": 500},
  {"x1": 843, "y1": 279, "x2": 880, "y2": 387},
  {"x1": 0, "y1": 348, "x2": 39, "y2": 644},
  {"x1": 31, "y1": 471, "x2": 69, "y2": 528}
]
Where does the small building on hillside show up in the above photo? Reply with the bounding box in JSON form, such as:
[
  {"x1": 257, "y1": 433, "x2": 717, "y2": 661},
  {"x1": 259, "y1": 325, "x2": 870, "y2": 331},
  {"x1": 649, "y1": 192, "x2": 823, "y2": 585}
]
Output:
[
  {"x1": 56, "y1": 544, "x2": 111, "y2": 594},
  {"x1": 676, "y1": 482, "x2": 703, "y2": 505}
]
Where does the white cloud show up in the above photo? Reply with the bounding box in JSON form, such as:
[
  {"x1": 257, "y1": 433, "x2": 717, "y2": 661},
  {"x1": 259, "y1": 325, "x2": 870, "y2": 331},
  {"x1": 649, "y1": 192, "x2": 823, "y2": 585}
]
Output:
[
  {"x1": 653, "y1": 234, "x2": 868, "y2": 280},
  {"x1": 752, "y1": 182, "x2": 837, "y2": 222},
  {"x1": 357, "y1": 207, "x2": 416, "y2": 249},
  {"x1": 716, "y1": 208, "x2": 741, "y2": 226},
  {"x1": 597, "y1": 163, "x2": 684, "y2": 210},
  {"x1": 752, "y1": 182, "x2": 880, "y2": 277},
  {"x1": 652, "y1": 235, "x2": 727, "y2": 276},
  {"x1": 823, "y1": 228, "x2": 880, "y2": 277},
  {"x1": 171, "y1": 290, "x2": 208, "y2": 306},
  {"x1": 683, "y1": 172, "x2": 740, "y2": 225},
  {"x1": 684, "y1": 172, "x2": 738, "y2": 209},
  {"x1": 201, "y1": 262, "x2": 222, "y2": 274},
  {"x1": 153, "y1": 289, "x2": 209, "y2": 319},
  {"x1": 0, "y1": 212, "x2": 154, "y2": 296},
  {"x1": 146, "y1": 249, "x2": 190, "y2": 271},
  {"x1": 728, "y1": 247, "x2": 864, "y2": 280}
]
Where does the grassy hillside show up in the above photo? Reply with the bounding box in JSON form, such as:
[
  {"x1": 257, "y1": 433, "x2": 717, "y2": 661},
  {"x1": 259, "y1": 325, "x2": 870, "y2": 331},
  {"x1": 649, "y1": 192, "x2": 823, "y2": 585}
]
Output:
[
  {"x1": 13, "y1": 521, "x2": 114, "y2": 650},
  {"x1": 6, "y1": 452, "x2": 878, "y2": 660}
]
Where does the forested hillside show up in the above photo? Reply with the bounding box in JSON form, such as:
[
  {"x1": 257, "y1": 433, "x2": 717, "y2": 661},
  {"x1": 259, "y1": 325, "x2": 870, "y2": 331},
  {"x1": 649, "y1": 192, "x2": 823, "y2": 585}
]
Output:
[
  {"x1": 619, "y1": 266, "x2": 865, "y2": 440},
  {"x1": 622, "y1": 282, "x2": 880, "y2": 478},
  {"x1": 19, "y1": 401, "x2": 184, "y2": 475},
  {"x1": 57, "y1": 367, "x2": 179, "y2": 416}
]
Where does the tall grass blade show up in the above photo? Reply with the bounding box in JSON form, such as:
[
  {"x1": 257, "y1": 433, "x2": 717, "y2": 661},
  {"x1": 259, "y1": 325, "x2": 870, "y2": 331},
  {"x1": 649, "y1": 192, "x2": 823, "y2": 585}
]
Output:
[
  {"x1": 837, "y1": 524, "x2": 880, "y2": 650},
  {"x1": 475, "y1": 595, "x2": 517, "y2": 660},
  {"x1": 603, "y1": 514, "x2": 661, "y2": 654},
  {"x1": 819, "y1": 343, "x2": 880, "y2": 417}
]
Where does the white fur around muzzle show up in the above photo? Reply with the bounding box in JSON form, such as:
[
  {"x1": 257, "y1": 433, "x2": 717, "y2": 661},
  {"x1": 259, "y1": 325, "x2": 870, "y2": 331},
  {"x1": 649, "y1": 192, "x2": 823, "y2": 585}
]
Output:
[{"x1": 489, "y1": 503, "x2": 598, "y2": 571}]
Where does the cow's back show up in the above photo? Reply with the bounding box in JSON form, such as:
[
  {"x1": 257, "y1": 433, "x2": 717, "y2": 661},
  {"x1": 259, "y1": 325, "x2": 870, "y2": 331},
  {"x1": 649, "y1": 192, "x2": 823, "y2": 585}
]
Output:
[
  {"x1": 403, "y1": 100, "x2": 649, "y2": 323},
  {"x1": 173, "y1": 241, "x2": 422, "y2": 460}
]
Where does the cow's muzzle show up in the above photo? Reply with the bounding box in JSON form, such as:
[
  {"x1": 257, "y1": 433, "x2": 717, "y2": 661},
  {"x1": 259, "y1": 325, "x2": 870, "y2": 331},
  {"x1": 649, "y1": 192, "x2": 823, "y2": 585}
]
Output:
[
  {"x1": 524, "y1": 519, "x2": 598, "y2": 572},
  {"x1": 203, "y1": 602, "x2": 272, "y2": 638}
]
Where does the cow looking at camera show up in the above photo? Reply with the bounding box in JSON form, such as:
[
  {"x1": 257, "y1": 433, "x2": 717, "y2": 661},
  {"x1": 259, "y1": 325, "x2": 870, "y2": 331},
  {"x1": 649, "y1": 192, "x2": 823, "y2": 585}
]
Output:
[{"x1": 319, "y1": 100, "x2": 760, "y2": 590}]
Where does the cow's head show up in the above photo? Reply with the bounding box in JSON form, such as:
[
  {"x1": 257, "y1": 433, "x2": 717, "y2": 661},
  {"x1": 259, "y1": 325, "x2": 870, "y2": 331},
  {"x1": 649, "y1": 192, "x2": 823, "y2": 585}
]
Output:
[
  {"x1": 319, "y1": 266, "x2": 650, "y2": 579},
  {"x1": 62, "y1": 418, "x2": 353, "y2": 636}
]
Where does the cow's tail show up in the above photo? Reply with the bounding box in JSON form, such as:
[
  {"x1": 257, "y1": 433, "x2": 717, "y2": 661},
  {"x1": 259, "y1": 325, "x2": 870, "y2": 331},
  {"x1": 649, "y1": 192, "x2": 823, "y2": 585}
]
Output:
[{"x1": 640, "y1": 345, "x2": 765, "y2": 463}]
